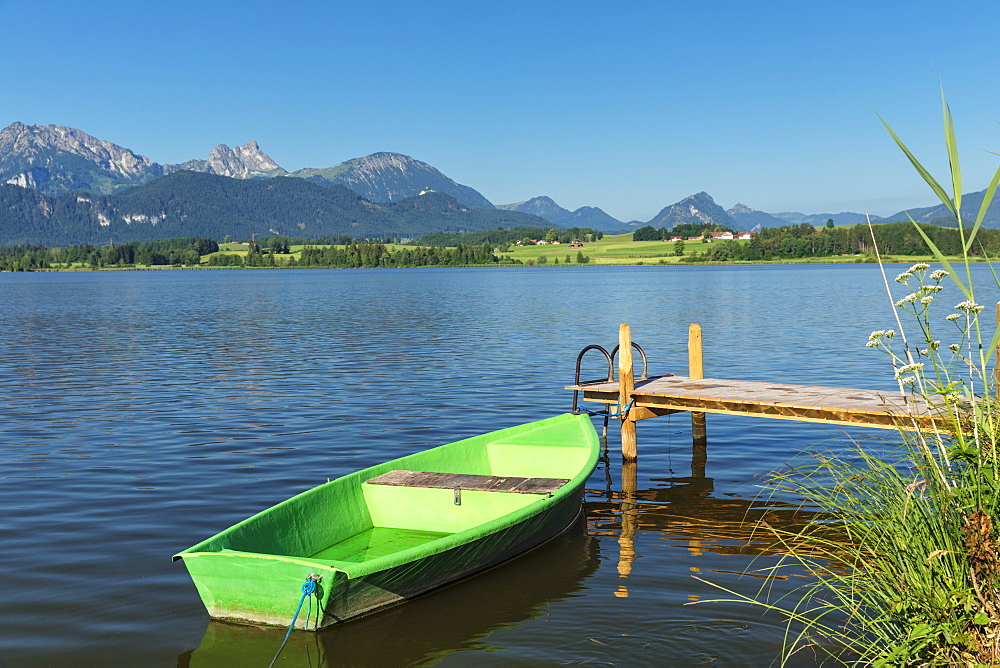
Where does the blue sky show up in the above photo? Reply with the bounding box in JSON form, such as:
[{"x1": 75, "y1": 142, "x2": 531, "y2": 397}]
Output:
[{"x1": 1, "y1": 0, "x2": 999, "y2": 222}]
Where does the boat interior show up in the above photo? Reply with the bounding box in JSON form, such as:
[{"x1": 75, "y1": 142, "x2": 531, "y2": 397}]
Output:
[{"x1": 186, "y1": 417, "x2": 596, "y2": 567}]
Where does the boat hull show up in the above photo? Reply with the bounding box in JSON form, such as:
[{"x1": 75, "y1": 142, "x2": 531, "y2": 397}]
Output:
[{"x1": 175, "y1": 413, "x2": 599, "y2": 629}]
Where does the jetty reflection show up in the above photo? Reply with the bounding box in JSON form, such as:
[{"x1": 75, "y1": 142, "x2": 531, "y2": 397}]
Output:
[
  {"x1": 178, "y1": 515, "x2": 599, "y2": 667},
  {"x1": 589, "y1": 457, "x2": 830, "y2": 595}
]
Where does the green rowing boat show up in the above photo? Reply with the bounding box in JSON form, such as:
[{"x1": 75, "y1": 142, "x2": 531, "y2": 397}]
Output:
[{"x1": 174, "y1": 413, "x2": 600, "y2": 630}]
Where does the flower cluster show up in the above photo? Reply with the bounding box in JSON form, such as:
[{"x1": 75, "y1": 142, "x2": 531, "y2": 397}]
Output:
[
  {"x1": 894, "y1": 362, "x2": 925, "y2": 386},
  {"x1": 894, "y1": 263, "x2": 932, "y2": 284},
  {"x1": 954, "y1": 300, "x2": 985, "y2": 314},
  {"x1": 894, "y1": 362, "x2": 925, "y2": 378},
  {"x1": 867, "y1": 329, "x2": 896, "y2": 348},
  {"x1": 893, "y1": 264, "x2": 949, "y2": 313}
]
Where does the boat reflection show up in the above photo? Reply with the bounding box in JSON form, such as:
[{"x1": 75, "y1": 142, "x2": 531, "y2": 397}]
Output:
[{"x1": 177, "y1": 514, "x2": 599, "y2": 667}]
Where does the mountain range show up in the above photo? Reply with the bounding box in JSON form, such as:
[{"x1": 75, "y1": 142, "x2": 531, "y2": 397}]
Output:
[
  {"x1": 880, "y1": 190, "x2": 1000, "y2": 228},
  {"x1": 0, "y1": 171, "x2": 549, "y2": 246},
  {"x1": 496, "y1": 196, "x2": 628, "y2": 232},
  {"x1": 1, "y1": 121, "x2": 993, "y2": 246},
  {"x1": 771, "y1": 211, "x2": 882, "y2": 226}
]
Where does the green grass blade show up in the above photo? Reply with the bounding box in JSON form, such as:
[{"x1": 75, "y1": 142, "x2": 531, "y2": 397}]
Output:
[
  {"x1": 909, "y1": 217, "x2": 970, "y2": 298},
  {"x1": 878, "y1": 112, "x2": 957, "y2": 217},
  {"x1": 942, "y1": 90, "x2": 962, "y2": 216}
]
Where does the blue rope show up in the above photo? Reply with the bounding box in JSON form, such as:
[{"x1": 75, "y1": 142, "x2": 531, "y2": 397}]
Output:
[
  {"x1": 575, "y1": 399, "x2": 634, "y2": 418},
  {"x1": 269, "y1": 577, "x2": 318, "y2": 668},
  {"x1": 604, "y1": 399, "x2": 634, "y2": 418}
]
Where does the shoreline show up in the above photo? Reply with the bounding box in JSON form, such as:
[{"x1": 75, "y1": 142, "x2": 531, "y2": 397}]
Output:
[{"x1": 2, "y1": 256, "x2": 951, "y2": 273}]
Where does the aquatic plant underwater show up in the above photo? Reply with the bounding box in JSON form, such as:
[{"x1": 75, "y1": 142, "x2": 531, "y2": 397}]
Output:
[{"x1": 707, "y1": 93, "x2": 1000, "y2": 666}]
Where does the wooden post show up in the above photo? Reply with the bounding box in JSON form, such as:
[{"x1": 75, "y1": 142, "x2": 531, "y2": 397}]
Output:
[
  {"x1": 689, "y1": 323, "x2": 704, "y2": 380},
  {"x1": 619, "y1": 323, "x2": 637, "y2": 460},
  {"x1": 689, "y1": 324, "x2": 707, "y2": 469}
]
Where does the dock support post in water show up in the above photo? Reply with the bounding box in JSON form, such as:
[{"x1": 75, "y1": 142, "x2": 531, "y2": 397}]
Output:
[
  {"x1": 688, "y1": 324, "x2": 707, "y2": 475},
  {"x1": 619, "y1": 323, "x2": 638, "y2": 460}
]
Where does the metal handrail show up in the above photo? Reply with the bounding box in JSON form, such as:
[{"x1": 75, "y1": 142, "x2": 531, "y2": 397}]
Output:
[
  {"x1": 610, "y1": 342, "x2": 648, "y2": 380},
  {"x1": 571, "y1": 344, "x2": 614, "y2": 413}
]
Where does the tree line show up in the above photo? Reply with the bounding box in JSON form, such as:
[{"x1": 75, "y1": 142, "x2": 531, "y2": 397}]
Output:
[
  {"x1": 686, "y1": 221, "x2": 1000, "y2": 262},
  {"x1": 417, "y1": 226, "x2": 603, "y2": 248},
  {"x1": 293, "y1": 241, "x2": 512, "y2": 268},
  {"x1": 0, "y1": 238, "x2": 219, "y2": 271},
  {"x1": 633, "y1": 222, "x2": 735, "y2": 241}
]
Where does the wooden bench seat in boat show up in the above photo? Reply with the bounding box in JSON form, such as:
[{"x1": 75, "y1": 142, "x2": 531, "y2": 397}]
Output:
[{"x1": 366, "y1": 470, "x2": 569, "y2": 495}]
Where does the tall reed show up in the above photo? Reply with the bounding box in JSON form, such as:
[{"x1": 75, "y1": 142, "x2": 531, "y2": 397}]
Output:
[{"x1": 712, "y1": 93, "x2": 1000, "y2": 666}]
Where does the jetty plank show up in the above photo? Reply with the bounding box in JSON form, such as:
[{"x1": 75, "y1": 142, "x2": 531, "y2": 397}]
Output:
[{"x1": 566, "y1": 375, "x2": 938, "y2": 430}]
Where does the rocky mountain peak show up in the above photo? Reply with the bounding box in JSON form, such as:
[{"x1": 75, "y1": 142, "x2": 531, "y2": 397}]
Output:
[
  {"x1": 290, "y1": 152, "x2": 495, "y2": 209},
  {"x1": 346, "y1": 152, "x2": 429, "y2": 177},
  {"x1": 726, "y1": 202, "x2": 786, "y2": 232},
  {"x1": 506, "y1": 196, "x2": 565, "y2": 218},
  {"x1": 0, "y1": 122, "x2": 160, "y2": 179},
  {"x1": 647, "y1": 192, "x2": 736, "y2": 230},
  {"x1": 205, "y1": 141, "x2": 285, "y2": 178},
  {"x1": 0, "y1": 122, "x2": 165, "y2": 194}
]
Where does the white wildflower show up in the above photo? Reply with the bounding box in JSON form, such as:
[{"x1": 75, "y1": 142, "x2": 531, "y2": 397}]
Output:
[
  {"x1": 899, "y1": 376, "x2": 918, "y2": 386},
  {"x1": 949, "y1": 343, "x2": 961, "y2": 352},
  {"x1": 929, "y1": 340, "x2": 941, "y2": 350},
  {"x1": 930, "y1": 269, "x2": 949, "y2": 280},
  {"x1": 955, "y1": 300, "x2": 985, "y2": 313},
  {"x1": 920, "y1": 296, "x2": 934, "y2": 305},
  {"x1": 946, "y1": 313, "x2": 961, "y2": 322},
  {"x1": 894, "y1": 363, "x2": 925, "y2": 379},
  {"x1": 895, "y1": 271, "x2": 913, "y2": 283},
  {"x1": 909, "y1": 263, "x2": 931, "y2": 272},
  {"x1": 920, "y1": 285, "x2": 943, "y2": 293},
  {"x1": 885, "y1": 330, "x2": 895, "y2": 339}
]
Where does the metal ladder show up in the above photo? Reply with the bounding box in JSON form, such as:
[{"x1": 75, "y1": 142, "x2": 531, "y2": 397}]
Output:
[{"x1": 571, "y1": 341, "x2": 649, "y2": 418}]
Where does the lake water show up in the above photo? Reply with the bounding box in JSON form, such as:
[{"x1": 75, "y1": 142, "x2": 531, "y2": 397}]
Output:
[{"x1": 3, "y1": 264, "x2": 993, "y2": 666}]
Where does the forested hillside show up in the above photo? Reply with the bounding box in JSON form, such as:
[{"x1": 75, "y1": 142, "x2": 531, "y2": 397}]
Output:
[{"x1": 0, "y1": 172, "x2": 547, "y2": 246}]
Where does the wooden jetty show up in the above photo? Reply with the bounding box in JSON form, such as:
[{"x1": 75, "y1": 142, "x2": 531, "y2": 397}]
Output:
[{"x1": 567, "y1": 324, "x2": 940, "y2": 460}]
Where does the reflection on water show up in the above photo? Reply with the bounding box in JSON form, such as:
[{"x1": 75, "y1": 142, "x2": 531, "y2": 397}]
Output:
[
  {"x1": 592, "y1": 453, "x2": 831, "y2": 600},
  {"x1": 179, "y1": 515, "x2": 600, "y2": 667}
]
